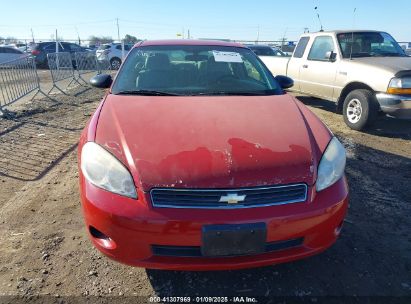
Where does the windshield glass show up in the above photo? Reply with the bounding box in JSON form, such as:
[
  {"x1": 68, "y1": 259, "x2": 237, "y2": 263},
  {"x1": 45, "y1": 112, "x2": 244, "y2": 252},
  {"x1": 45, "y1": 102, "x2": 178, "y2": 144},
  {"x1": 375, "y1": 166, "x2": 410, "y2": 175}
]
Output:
[
  {"x1": 98, "y1": 45, "x2": 111, "y2": 50},
  {"x1": 249, "y1": 46, "x2": 276, "y2": 56},
  {"x1": 337, "y1": 32, "x2": 406, "y2": 58},
  {"x1": 111, "y1": 45, "x2": 282, "y2": 96}
]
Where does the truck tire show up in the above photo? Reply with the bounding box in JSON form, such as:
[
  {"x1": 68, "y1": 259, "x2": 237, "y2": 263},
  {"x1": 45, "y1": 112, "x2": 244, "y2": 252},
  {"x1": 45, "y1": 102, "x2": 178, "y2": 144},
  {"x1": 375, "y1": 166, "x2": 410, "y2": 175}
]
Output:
[{"x1": 343, "y1": 89, "x2": 379, "y2": 131}]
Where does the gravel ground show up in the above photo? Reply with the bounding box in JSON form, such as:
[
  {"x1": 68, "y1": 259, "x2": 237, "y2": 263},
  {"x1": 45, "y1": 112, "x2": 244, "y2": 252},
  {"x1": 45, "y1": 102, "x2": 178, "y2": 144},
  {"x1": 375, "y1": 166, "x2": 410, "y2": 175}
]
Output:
[{"x1": 0, "y1": 85, "x2": 410, "y2": 303}]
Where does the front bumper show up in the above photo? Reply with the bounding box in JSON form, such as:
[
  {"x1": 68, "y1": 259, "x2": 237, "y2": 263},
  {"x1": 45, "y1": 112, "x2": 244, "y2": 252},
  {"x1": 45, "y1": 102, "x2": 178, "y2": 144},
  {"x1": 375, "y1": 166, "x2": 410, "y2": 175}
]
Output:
[
  {"x1": 376, "y1": 93, "x2": 411, "y2": 119},
  {"x1": 80, "y1": 177, "x2": 349, "y2": 271}
]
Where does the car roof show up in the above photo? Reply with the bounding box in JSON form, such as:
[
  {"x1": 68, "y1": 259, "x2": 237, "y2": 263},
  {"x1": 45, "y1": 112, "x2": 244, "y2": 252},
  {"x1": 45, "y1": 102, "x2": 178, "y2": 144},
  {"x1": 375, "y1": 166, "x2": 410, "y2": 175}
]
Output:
[
  {"x1": 305, "y1": 29, "x2": 385, "y2": 36},
  {"x1": 248, "y1": 45, "x2": 272, "y2": 48},
  {"x1": 137, "y1": 39, "x2": 245, "y2": 48}
]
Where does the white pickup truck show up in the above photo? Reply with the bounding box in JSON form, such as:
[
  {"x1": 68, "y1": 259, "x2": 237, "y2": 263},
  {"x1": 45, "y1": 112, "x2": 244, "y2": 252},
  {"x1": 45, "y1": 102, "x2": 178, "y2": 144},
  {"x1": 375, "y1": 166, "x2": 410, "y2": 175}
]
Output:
[{"x1": 260, "y1": 30, "x2": 411, "y2": 130}]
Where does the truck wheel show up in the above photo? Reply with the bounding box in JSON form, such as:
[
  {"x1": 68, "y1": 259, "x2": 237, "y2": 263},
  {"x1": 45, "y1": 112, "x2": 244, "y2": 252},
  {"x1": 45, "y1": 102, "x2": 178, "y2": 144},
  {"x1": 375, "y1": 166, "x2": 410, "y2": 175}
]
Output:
[
  {"x1": 343, "y1": 89, "x2": 379, "y2": 131},
  {"x1": 110, "y1": 58, "x2": 121, "y2": 70}
]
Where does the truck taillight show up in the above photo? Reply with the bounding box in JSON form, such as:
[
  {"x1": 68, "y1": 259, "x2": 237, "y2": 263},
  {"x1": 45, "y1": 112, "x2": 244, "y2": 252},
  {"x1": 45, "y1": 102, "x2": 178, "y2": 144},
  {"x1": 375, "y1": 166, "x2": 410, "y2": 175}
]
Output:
[{"x1": 31, "y1": 49, "x2": 40, "y2": 56}]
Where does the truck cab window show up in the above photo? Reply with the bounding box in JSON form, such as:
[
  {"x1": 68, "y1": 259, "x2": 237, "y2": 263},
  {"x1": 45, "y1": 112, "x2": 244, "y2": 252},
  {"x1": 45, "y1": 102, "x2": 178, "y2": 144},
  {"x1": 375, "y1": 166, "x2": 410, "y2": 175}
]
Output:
[
  {"x1": 308, "y1": 36, "x2": 335, "y2": 61},
  {"x1": 293, "y1": 37, "x2": 310, "y2": 58}
]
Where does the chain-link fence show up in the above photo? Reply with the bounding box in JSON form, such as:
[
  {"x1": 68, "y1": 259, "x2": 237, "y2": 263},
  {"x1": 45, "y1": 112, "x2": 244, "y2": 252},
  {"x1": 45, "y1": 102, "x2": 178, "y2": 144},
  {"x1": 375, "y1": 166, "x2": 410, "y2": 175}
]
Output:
[{"x1": 0, "y1": 55, "x2": 47, "y2": 115}]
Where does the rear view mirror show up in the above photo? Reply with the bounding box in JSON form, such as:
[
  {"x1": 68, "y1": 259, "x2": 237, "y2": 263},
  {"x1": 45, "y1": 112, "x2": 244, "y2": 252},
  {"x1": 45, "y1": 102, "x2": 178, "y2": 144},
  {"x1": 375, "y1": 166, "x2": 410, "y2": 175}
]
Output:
[
  {"x1": 325, "y1": 51, "x2": 337, "y2": 62},
  {"x1": 275, "y1": 75, "x2": 294, "y2": 89},
  {"x1": 90, "y1": 74, "x2": 112, "y2": 88}
]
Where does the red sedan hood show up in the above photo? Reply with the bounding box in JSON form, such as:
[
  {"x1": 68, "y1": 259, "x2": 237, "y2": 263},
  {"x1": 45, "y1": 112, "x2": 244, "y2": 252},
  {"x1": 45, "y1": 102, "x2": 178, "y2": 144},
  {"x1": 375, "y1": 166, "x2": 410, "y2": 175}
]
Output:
[{"x1": 95, "y1": 94, "x2": 318, "y2": 191}]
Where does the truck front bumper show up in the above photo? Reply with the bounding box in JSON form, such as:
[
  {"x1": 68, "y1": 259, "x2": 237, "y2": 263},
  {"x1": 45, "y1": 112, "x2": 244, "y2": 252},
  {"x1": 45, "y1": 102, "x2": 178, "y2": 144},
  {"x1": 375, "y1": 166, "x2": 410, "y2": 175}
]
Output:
[{"x1": 376, "y1": 93, "x2": 411, "y2": 119}]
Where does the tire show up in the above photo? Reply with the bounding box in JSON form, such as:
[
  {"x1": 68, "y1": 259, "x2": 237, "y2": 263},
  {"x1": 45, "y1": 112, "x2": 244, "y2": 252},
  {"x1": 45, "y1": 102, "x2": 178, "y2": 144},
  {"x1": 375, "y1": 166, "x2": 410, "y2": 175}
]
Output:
[
  {"x1": 343, "y1": 89, "x2": 379, "y2": 131},
  {"x1": 110, "y1": 57, "x2": 121, "y2": 70}
]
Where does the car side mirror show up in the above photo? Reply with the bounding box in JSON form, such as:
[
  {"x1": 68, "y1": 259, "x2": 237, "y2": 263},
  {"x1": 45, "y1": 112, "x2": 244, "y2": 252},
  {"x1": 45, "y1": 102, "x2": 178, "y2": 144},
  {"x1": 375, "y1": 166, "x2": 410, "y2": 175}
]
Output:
[
  {"x1": 275, "y1": 75, "x2": 294, "y2": 89},
  {"x1": 325, "y1": 51, "x2": 337, "y2": 62},
  {"x1": 90, "y1": 74, "x2": 113, "y2": 88}
]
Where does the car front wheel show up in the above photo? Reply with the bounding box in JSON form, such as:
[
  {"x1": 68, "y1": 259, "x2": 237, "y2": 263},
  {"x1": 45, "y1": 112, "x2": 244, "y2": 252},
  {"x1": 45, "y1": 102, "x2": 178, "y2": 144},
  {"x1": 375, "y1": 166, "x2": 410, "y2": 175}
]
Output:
[
  {"x1": 110, "y1": 57, "x2": 121, "y2": 70},
  {"x1": 343, "y1": 89, "x2": 379, "y2": 131}
]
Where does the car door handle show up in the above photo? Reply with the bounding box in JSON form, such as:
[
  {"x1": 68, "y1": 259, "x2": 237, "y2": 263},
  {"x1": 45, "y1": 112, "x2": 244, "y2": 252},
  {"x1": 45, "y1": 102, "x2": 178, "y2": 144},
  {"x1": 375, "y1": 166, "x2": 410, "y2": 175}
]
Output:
[{"x1": 302, "y1": 64, "x2": 308, "y2": 68}]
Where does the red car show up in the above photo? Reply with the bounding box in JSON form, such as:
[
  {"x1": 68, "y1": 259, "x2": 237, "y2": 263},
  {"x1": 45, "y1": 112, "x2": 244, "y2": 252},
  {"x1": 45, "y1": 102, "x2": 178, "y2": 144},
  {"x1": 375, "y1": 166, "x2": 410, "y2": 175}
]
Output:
[{"x1": 79, "y1": 40, "x2": 349, "y2": 271}]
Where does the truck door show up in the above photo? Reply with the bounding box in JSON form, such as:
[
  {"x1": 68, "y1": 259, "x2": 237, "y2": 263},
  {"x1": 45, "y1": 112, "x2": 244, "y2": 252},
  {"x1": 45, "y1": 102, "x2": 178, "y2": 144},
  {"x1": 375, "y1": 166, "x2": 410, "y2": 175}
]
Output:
[
  {"x1": 299, "y1": 35, "x2": 339, "y2": 100},
  {"x1": 287, "y1": 36, "x2": 310, "y2": 92}
]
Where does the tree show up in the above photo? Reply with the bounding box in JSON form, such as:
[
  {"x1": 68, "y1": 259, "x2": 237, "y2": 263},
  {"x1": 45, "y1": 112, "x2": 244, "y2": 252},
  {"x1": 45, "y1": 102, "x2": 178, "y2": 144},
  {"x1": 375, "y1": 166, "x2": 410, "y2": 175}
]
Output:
[
  {"x1": 5, "y1": 36, "x2": 18, "y2": 44},
  {"x1": 88, "y1": 35, "x2": 114, "y2": 45},
  {"x1": 124, "y1": 34, "x2": 141, "y2": 44}
]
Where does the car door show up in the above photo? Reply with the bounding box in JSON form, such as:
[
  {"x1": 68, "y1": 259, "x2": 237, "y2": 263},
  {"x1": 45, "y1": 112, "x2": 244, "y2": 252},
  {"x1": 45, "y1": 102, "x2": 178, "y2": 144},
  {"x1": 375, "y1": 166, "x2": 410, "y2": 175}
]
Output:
[
  {"x1": 286, "y1": 36, "x2": 310, "y2": 92},
  {"x1": 0, "y1": 48, "x2": 9, "y2": 63},
  {"x1": 298, "y1": 35, "x2": 339, "y2": 100}
]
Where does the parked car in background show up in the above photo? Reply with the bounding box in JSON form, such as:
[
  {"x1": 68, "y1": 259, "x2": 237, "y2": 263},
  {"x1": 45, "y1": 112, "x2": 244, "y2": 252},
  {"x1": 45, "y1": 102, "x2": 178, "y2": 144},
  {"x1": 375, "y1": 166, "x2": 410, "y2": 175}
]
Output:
[
  {"x1": 247, "y1": 44, "x2": 287, "y2": 57},
  {"x1": 31, "y1": 42, "x2": 91, "y2": 68},
  {"x1": 96, "y1": 43, "x2": 133, "y2": 69},
  {"x1": 0, "y1": 46, "x2": 25, "y2": 64},
  {"x1": 260, "y1": 30, "x2": 411, "y2": 130},
  {"x1": 81, "y1": 39, "x2": 349, "y2": 270}
]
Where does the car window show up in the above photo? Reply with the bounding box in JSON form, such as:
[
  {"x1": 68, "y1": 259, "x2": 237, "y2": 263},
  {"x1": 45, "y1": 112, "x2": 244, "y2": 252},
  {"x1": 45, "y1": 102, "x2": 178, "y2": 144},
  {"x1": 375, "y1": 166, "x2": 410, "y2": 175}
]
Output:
[
  {"x1": 98, "y1": 45, "x2": 111, "y2": 50},
  {"x1": 7, "y1": 48, "x2": 22, "y2": 54},
  {"x1": 250, "y1": 47, "x2": 275, "y2": 56},
  {"x1": 115, "y1": 45, "x2": 122, "y2": 50},
  {"x1": 70, "y1": 44, "x2": 82, "y2": 52},
  {"x1": 124, "y1": 45, "x2": 132, "y2": 51},
  {"x1": 293, "y1": 37, "x2": 310, "y2": 58},
  {"x1": 307, "y1": 36, "x2": 335, "y2": 61},
  {"x1": 112, "y1": 45, "x2": 282, "y2": 96},
  {"x1": 44, "y1": 44, "x2": 64, "y2": 52},
  {"x1": 60, "y1": 43, "x2": 71, "y2": 51}
]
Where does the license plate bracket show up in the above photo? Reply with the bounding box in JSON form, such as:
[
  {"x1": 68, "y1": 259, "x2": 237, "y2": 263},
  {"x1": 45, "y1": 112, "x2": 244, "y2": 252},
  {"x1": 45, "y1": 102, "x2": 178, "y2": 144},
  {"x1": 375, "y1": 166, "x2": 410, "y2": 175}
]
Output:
[{"x1": 201, "y1": 223, "x2": 266, "y2": 257}]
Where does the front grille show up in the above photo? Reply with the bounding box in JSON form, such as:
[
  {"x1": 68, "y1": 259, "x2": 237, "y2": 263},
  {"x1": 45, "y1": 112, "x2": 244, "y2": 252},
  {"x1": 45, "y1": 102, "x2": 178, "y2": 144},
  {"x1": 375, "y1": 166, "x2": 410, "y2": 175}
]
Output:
[
  {"x1": 152, "y1": 238, "x2": 304, "y2": 258},
  {"x1": 150, "y1": 184, "x2": 307, "y2": 209}
]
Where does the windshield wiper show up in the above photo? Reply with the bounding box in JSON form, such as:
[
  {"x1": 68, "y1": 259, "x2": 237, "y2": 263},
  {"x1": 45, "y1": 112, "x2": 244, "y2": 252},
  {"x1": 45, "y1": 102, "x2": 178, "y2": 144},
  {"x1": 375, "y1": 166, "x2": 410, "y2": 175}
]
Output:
[
  {"x1": 114, "y1": 90, "x2": 180, "y2": 96},
  {"x1": 379, "y1": 52, "x2": 407, "y2": 57},
  {"x1": 194, "y1": 91, "x2": 269, "y2": 96}
]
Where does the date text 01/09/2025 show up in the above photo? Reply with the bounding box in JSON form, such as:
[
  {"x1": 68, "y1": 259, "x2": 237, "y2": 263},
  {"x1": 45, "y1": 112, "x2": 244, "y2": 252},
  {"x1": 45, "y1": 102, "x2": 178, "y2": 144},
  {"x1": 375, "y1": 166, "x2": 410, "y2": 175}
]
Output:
[{"x1": 148, "y1": 296, "x2": 258, "y2": 303}]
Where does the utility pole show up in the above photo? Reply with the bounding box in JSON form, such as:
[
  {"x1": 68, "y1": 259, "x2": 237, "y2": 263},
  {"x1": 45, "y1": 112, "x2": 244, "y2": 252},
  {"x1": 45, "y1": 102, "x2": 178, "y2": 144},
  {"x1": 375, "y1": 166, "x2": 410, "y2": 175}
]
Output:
[
  {"x1": 353, "y1": 8, "x2": 357, "y2": 29},
  {"x1": 187, "y1": 29, "x2": 190, "y2": 39},
  {"x1": 256, "y1": 25, "x2": 260, "y2": 43},
  {"x1": 55, "y1": 29, "x2": 58, "y2": 53},
  {"x1": 116, "y1": 18, "x2": 121, "y2": 42},
  {"x1": 31, "y1": 28, "x2": 35, "y2": 43},
  {"x1": 281, "y1": 28, "x2": 288, "y2": 48},
  {"x1": 75, "y1": 26, "x2": 81, "y2": 45},
  {"x1": 116, "y1": 18, "x2": 124, "y2": 59}
]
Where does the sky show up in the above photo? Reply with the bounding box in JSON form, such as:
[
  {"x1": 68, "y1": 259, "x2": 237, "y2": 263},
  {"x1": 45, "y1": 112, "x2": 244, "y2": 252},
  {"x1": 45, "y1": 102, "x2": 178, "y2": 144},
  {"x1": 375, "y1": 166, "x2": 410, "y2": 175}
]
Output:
[{"x1": 1, "y1": 0, "x2": 410, "y2": 43}]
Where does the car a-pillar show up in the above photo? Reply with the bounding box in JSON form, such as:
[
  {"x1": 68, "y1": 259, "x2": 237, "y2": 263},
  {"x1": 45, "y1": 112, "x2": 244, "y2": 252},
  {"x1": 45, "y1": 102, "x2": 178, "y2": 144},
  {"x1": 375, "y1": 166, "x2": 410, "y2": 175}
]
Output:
[{"x1": 337, "y1": 83, "x2": 380, "y2": 131}]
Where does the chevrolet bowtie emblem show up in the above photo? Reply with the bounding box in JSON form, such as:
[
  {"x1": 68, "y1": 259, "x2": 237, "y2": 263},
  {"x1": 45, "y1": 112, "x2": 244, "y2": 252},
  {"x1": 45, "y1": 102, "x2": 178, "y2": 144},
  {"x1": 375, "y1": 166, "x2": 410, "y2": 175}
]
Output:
[{"x1": 219, "y1": 193, "x2": 246, "y2": 204}]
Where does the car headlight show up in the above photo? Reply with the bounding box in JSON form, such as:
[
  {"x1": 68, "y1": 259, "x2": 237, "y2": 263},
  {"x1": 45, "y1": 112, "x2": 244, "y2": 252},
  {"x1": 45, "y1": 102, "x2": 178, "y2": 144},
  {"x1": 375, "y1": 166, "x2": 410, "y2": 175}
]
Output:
[
  {"x1": 81, "y1": 142, "x2": 137, "y2": 199},
  {"x1": 387, "y1": 77, "x2": 411, "y2": 94},
  {"x1": 316, "y1": 137, "x2": 346, "y2": 192}
]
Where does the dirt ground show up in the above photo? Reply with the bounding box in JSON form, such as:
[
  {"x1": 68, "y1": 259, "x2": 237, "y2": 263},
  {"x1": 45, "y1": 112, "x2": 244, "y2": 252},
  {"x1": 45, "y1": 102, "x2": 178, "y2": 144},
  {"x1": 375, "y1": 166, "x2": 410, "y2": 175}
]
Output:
[{"x1": 0, "y1": 79, "x2": 410, "y2": 303}]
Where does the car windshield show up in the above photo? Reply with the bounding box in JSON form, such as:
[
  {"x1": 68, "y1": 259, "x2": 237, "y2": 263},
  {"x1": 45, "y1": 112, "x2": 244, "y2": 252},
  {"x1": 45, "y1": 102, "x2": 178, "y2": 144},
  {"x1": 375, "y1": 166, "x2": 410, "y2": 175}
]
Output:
[
  {"x1": 337, "y1": 32, "x2": 406, "y2": 58},
  {"x1": 249, "y1": 46, "x2": 276, "y2": 56},
  {"x1": 98, "y1": 45, "x2": 111, "y2": 50},
  {"x1": 111, "y1": 45, "x2": 282, "y2": 96}
]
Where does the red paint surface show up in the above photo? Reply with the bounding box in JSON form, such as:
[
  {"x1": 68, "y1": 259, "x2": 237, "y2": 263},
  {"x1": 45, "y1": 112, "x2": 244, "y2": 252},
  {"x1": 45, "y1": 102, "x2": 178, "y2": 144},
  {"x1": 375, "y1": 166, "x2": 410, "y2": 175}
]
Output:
[{"x1": 78, "y1": 40, "x2": 348, "y2": 270}]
